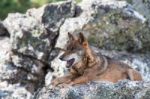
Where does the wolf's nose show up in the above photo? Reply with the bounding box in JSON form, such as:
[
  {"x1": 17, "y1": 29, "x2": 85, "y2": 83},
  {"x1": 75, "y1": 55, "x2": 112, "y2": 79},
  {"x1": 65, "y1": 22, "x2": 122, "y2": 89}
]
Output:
[{"x1": 59, "y1": 56, "x2": 63, "y2": 60}]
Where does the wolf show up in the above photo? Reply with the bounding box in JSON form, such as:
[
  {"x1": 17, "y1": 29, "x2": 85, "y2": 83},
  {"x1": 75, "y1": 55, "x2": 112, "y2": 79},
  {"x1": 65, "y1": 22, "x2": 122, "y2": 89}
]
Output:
[{"x1": 51, "y1": 32, "x2": 142, "y2": 87}]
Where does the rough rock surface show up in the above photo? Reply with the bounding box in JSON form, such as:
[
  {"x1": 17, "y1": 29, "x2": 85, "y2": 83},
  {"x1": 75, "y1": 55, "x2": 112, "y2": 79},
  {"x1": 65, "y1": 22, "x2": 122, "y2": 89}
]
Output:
[
  {"x1": 127, "y1": 0, "x2": 150, "y2": 21},
  {"x1": 4, "y1": 1, "x2": 75, "y2": 61},
  {"x1": 56, "y1": 0, "x2": 149, "y2": 52},
  {"x1": 1, "y1": 0, "x2": 76, "y2": 97},
  {"x1": 0, "y1": 37, "x2": 11, "y2": 81},
  {"x1": 35, "y1": 81, "x2": 150, "y2": 99},
  {"x1": 0, "y1": 0, "x2": 150, "y2": 99},
  {"x1": 0, "y1": 21, "x2": 9, "y2": 36}
]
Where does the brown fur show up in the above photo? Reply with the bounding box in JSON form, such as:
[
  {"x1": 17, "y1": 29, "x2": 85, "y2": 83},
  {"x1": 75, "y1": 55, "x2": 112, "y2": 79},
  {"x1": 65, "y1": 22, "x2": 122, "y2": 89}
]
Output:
[{"x1": 51, "y1": 33, "x2": 142, "y2": 87}]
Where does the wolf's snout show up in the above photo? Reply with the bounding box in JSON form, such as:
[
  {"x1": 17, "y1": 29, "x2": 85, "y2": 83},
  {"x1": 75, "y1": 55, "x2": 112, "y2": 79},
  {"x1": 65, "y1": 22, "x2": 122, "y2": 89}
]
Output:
[{"x1": 59, "y1": 55, "x2": 64, "y2": 60}]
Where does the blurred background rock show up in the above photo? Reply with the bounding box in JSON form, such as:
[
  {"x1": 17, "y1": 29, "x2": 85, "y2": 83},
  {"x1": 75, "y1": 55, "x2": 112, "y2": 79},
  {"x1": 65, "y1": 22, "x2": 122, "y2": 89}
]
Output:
[{"x1": 0, "y1": 0, "x2": 67, "y2": 20}]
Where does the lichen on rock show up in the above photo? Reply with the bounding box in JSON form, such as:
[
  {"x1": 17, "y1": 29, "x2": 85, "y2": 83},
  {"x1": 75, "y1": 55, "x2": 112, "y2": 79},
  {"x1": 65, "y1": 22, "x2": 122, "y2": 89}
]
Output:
[{"x1": 35, "y1": 81, "x2": 150, "y2": 99}]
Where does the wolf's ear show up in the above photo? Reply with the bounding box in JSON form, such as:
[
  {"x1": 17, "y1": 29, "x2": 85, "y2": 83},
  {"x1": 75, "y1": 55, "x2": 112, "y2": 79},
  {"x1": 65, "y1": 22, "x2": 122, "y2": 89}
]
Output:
[
  {"x1": 78, "y1": 32, "x2": 86, "y2": 43},
  {"x1": 68, "y1": 32, "x2": 75, "y2": 40},
  {"x1": 78, "y1": 32, "x2": 88, "y2": 48}
]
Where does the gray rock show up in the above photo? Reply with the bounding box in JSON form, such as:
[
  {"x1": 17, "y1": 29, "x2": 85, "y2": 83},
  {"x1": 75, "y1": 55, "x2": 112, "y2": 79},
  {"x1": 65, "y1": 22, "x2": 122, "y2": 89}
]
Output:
[
  {"x1": 0, "y1": 38, "x2": 33, "y2": 98},
  {"x1": 26, "y1": 1, "x2": 75, "y2": 33},
  {"x1": 0, "y1": 37, "x2": 13, "y2": 80},
  {"x1": 1, "y1": 1, "x2": 75, "y2": 94},
  {"x1": 35, "y1": 81, "x2": 150, "y2": 99},
  {"x1": 0, "y1": 22, "x2": 9, "y2": 37},
  {"x1": 10, "y1": 54, "x2": 46, "y2": 92},
  {"x1": 126, "y1": 0, "x2": 150, "y2": 21},
  {"x1": 0, "y1": 1, "x2": 76, "y2": 98},
  {"x1": 56, "y1": 0, "x2": 149, "y2": 52},
  {"x1": 3, "y1": 1, "x2": 75, "y2": 61},
  {"x1": 0, "y1": 83, "x2": 33, "y2": 99},
  {"x1": 0, "y1": 37, "x2": 45, "y2": 93},
  {"x1": 4, "y1": 13, "x2": 50, "y2": 61}
]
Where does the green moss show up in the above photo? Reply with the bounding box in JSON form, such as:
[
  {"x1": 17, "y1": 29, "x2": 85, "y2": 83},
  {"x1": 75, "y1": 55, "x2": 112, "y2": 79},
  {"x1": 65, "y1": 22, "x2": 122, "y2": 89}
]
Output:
[
  {"x1": 126, "y1": 0, "x2": 133, "y2": 4},
  {"x1": 142, "y1": 90, "x2": 150, "y2": 99},
  {"x1": 87, "y1": 9, "x2": 150, "y2": 52},
  {"x1": 75, "y1": 0, "x2": 82, "y2": 3},
  {"x1": 32, "y1": 29, "x2": 43, "y2": 37},
  {"x1": 89, "y1": 35, "x2": 97, "y2": 44}
]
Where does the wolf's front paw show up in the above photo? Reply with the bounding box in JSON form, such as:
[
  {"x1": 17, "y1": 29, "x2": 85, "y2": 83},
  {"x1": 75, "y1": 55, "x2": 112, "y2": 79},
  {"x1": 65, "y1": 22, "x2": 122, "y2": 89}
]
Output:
[
  {"x1": 58, "y1": 83, "x2": 73, "y2": 88},
  {"x1": 67, "y1": 81, "x2": 75, "y2": 86},
  {"x1": 58, "y1": 83, "x2": 68, "y2": 88},
  {"x1": 51, "y1": 79, "x2": 60, "y2": 87}
]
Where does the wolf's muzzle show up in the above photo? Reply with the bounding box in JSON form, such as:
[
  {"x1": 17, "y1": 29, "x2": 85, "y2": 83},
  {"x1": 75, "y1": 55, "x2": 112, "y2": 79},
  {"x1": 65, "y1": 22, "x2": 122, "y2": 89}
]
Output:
[{"x1": 59, "y1": 55, "x2": 64, "y2": 60}]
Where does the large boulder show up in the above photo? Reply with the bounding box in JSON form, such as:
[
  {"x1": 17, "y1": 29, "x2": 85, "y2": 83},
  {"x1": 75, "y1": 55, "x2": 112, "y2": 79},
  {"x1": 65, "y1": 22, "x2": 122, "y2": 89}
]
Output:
[
  {"x1": 36, "y1": 81, "x2": 150, "y2": 99},
  {"x1": 1, "y1": 0, "x2": 76, "y2": 97},
  {"x1": 56, "y1": 0, "x2": 149, "y2": 52},
  {"x1": 3, "y1": 1, "x2": 75, "y2": 61}
]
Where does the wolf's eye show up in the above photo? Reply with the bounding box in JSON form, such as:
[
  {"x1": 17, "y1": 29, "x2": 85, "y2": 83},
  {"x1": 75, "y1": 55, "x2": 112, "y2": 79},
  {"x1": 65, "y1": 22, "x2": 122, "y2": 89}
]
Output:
[
  {"x1": 70, "y1": 47, "x2": 74, "y2": 51},
  {"x1": 66, "y1": 45, "x2": 73, "y2": 51}
]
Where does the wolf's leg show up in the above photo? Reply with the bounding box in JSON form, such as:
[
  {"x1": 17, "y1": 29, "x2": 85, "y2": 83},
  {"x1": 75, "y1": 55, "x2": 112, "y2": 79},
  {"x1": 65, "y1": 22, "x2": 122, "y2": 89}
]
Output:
[
  {"x1": 127, "y1": 69, "x2": 142, "y2": 81},
  {"x1": 70, "y1": 76, "x2": 90, "y2": 85},
  {"x1": 51, "y1": 74, "x2": 74, "y2": 87}
]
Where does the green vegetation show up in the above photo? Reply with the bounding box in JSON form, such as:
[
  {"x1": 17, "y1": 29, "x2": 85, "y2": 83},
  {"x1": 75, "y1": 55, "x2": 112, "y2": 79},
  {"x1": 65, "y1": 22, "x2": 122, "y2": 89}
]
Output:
[
  {"x1": 0, "y1": 0, "x2": 65, "y2": 20},
  {"x1": 126, "y1": 0, "x2": 133, "y2": 4},
  {"x1": 76, "y1": 0, "x2": 82, "y2": 3}
]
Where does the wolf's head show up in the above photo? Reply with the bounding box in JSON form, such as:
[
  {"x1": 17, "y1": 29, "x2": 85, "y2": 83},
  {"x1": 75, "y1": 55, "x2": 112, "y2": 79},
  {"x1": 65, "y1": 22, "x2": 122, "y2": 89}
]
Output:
[{"x1": 59, "y1": 32, "x2": 89, "y2": 68}]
